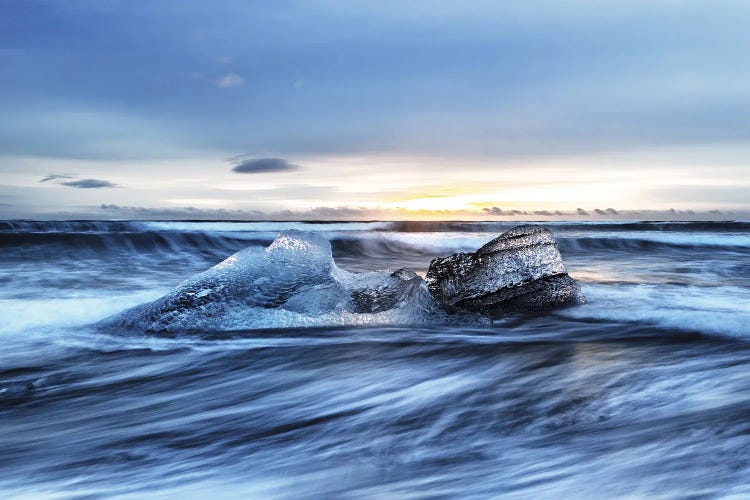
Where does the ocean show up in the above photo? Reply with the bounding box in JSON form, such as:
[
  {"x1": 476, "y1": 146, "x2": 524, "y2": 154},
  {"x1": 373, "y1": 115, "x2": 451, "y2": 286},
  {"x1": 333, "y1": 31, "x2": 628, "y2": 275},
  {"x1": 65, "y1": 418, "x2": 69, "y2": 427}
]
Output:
[{"x1": 1, "y1": 220, "x2": 749, "y2": 498}]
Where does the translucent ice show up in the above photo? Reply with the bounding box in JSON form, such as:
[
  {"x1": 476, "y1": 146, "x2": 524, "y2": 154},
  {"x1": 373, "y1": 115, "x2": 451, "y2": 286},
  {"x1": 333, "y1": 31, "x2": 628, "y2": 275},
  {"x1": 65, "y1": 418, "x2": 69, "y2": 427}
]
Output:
[{"x1": 109, "y1": 231, "x2": 444, "y2": 331}]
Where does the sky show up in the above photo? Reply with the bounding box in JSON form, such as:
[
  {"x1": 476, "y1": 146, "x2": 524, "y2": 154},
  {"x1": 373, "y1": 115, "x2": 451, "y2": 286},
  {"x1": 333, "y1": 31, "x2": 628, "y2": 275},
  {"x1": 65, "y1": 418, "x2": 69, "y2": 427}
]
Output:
[{"x1": 1, "y1": 0, "x2": 749, "y2": 220}]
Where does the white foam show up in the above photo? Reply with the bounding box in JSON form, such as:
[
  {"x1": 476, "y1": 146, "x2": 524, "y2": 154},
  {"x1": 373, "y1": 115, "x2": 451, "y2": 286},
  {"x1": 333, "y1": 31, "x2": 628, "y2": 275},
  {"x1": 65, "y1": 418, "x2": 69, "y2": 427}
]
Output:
[
  {"x1": 0, "y1": 290, "x2": 167, "y2": 336},
  {"x1": 564, "y1": 230, "x2": 750, "y2": 248},
  {"x1": 346, "y1": 232, "x2": 496, "y2": 253},
  {"x1": 561, "y1": 283, "x2": 750, "y2": 338}
]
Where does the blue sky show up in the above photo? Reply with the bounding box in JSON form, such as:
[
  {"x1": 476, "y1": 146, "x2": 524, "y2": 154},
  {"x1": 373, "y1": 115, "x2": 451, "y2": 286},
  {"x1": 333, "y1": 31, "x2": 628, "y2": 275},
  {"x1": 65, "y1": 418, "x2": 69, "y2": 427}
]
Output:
[{"x1": 1, "y1": 0, "x2": 749, "y2": 219}]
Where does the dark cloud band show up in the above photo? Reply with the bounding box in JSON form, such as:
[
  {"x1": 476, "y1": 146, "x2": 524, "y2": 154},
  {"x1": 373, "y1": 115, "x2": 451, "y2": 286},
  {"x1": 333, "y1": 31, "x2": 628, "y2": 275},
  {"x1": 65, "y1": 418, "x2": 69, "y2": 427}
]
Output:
[
  {"x1": 40, "y1": 174, "x2": 74, "y2": 183},
  {"x1": 231, "y1": 157, "x2": 298, "y2": 174},
  {"x1": 61, "y1": 179, "x2": 118, "y2": 189},
  {"x1": 40, "y1": 174, "x2": 118, "y2": 188}
]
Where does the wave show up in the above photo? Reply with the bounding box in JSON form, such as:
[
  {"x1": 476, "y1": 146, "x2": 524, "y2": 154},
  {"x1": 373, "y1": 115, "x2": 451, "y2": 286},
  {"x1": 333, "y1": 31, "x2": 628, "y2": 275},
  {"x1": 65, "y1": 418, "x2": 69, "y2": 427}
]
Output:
[
  {"x1": 0, "y1": 220, "x2": 393, "y2": 233},
  {"x1": 0, "y1": 220, "x2": 151, "y2": 233},
  {"x1": 341, "y1": 232, "x2": 750, "y2": 256},
  {"x1": 557, "y1": 234, "x2": 750, "y2": 252},
  {"x1": 4, "y1": 221, "x2": 750, "y2": 498},
  {"x1": 549, "y1": 221, "x2": 750, "y2": 233},
  {"x1": 560, "y1": 283, "x2": 750, "y2": 339},
  {"x1": 0, "y1": 231, "x2": 260, "y2": 262},
  {"x1": 0, "y1": 291, "x2": 166, "y2": 336},
  {"x1": 5, "y1": 314, "x2": 750, "y2": 498},
  {"x1": 2, "y1": 229, "x2": 749, "y2": 267},
  {"x1": 4, "y1": 219, "x2": 749, "y2": 234},
  {"x1": 141, "y1": 221, "x2": 393, "y2": 232}
]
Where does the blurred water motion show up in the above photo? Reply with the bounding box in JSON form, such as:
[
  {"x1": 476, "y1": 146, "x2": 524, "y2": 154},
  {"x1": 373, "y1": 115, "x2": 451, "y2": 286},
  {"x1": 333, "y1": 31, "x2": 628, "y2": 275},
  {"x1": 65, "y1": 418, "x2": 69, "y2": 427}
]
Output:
[{"x1": 1, "y1": 220, "x2": 749, "y2": 498}]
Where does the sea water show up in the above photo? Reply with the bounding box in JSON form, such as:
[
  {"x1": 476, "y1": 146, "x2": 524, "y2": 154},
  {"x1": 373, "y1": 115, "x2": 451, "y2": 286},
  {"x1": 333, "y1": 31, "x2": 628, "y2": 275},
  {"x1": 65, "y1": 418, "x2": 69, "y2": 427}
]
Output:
[{"x1": 1, "y1": 220, "x2": 749, "y2": 498}]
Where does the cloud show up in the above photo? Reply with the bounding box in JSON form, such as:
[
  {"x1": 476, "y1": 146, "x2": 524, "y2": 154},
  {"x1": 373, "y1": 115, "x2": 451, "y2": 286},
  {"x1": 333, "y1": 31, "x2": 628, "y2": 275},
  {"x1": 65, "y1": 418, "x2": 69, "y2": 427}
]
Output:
[
  {"x1": 482, "y1": 207, "x2": 531, "y2": 216},
  {"x1": 231, "y1": 157, "x2": 299, "y2": 174},
  {"x1": 96, "y1": 204, "x2": 389, "y2": 220},
  {"x1": 22, "y1": 203, "x2": 737, "y2": 221},
  {"x1": 99, "y1": 204, "x2": 263, "y2": 219},
  {"x1": 39, "y1": 174, "x2": 119, "y2": 188},
  {"x1": 216, "y1": 73, "x2": 245, "y2": 88},
  {"x1": 40, "y1": 174, "x2": 74, "y2": 182},
  {"x1": 576, "y1": 208, "x2": 589, "y2": 215},
  {"x1": 594, "y1": 208, "x2": 619, "y2": 215},
  {"x1": 61, "y1": 178, "x2": 118, "y2": 188}
]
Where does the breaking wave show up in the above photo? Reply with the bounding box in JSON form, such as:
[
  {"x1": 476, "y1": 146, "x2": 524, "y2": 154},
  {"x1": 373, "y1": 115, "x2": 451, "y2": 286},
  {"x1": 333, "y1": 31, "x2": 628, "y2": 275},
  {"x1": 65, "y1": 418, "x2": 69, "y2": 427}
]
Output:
[{"x1": 3, "y1": 221, "x2": 750, "y2": 263}]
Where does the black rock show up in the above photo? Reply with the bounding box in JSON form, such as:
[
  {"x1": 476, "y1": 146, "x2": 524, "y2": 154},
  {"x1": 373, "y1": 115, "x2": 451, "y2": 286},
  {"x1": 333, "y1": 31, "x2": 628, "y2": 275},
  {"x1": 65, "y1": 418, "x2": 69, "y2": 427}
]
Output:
[{"x1": 425, "y1": 225, "x2": 585, "y2": 317}]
